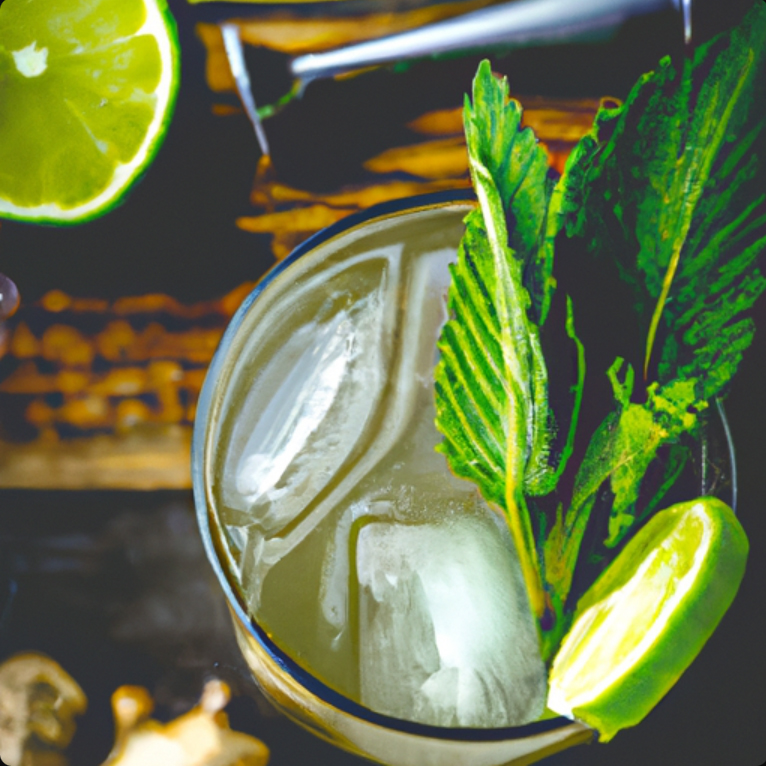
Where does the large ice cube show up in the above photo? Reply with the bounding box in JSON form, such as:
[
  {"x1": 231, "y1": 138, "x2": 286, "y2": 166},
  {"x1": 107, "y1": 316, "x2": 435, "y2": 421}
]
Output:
[
  {"x1": 217, "y1": 253, "x2": 399, "y2": 600},
  {"x1": 357, "y1": 515, "x2": 547, "y2": 727},
  {"x1": 233, "y1": 310, "x2": 366, "y2": 520}
]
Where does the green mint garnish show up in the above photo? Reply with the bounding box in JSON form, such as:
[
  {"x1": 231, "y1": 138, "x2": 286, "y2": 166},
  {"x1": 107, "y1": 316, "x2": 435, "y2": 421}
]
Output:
[{"x1": 435, "y1": 1, "x2": 766, "y2": 659}]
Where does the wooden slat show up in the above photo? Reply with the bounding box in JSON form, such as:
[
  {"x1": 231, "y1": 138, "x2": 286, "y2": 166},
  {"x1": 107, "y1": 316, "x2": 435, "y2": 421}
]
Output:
[{"x1": 0, "y1": 427, "x2": 192, "y2": 490}]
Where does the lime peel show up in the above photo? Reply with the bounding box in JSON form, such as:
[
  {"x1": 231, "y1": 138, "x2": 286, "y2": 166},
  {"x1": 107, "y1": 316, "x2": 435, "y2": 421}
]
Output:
[{"x1": 547, "y1": 497, "x2": 748, "y2": 742}]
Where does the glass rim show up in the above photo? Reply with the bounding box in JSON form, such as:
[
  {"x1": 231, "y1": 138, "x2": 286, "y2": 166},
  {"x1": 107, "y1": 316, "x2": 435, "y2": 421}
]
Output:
[{"x1": 191, "y1": 189, "x2": 737, "y2": 742}]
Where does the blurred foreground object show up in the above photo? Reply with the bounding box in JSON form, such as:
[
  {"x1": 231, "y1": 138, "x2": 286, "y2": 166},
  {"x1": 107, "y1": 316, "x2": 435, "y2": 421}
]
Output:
[
  {"x1": 0, "y1": 273, "x2": 21, "y2": 359},
  {"x1": 203, "y1": 0, "x2": 753, "y2": 108},
  {"x1": 205, "y1": 0, "x2": 753, "y2": 163},
  {"x1": 102, "y1": 680, "x2": 269, "y2": 766},
  {"x1": 0, "y1": 274, "x2": 20, "y2": 322},
  {"x1": 196, "y1": 0, "x2": 493, "y2": 147},
  {"x1": 0, "y1": 652, "x2": 86, "y2": 766},
  {"x1": 196, "y1": 0, "x2": 493, "y2": 72}
]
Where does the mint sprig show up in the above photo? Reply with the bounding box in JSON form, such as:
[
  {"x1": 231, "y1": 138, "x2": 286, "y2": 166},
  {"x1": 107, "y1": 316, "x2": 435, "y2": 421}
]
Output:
[
  {"x1": 435, "y1": 2, "x2": 766, "y2": 656},
  {"x1": 435, "y1": 61, "x2": 584, "y2": 624},
  {"x1": 435, "y1": 62, "x2": 552, "y2": 617}
]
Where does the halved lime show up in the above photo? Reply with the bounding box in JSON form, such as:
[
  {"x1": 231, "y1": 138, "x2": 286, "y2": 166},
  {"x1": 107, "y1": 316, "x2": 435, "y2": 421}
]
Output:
[
  {"x1": 547, "y1": 497, "x2": 748, "y2": 742},
  {"x1": 0, "y1": 0, "x2": 179, "y2": 224}
]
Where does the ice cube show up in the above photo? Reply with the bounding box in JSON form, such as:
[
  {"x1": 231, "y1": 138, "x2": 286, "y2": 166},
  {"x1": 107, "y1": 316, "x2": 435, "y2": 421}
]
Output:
[
  {"x1": 357, "y1": 516, "x2": 547, "y2": 728},
  {"x1": 233, "y1": 311, "x2": 358, "y2": 515},
  {"x1": 217, "y1": 255, "x2": 400, "y2": 598}
]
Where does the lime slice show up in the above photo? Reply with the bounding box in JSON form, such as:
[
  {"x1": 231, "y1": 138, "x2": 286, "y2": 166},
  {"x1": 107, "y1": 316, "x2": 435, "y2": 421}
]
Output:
[
  {"x1": 547, "y1": 497, "x2": 748, "y2": 742},
  {"x1": 0, "y1": 0, "x2": 179, "y2": 224}
]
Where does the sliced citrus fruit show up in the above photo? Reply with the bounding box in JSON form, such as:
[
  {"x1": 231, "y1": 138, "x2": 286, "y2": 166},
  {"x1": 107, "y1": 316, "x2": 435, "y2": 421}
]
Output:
[
  {"x1": 547, "y1": 497, "x2": 748, "y2": 742},
  {"x1": 0, "y1": 0, "x2": 179, "y2": 224}
]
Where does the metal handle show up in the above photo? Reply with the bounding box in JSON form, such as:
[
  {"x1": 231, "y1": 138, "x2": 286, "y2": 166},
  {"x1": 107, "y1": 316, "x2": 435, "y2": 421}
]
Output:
[{"x1": 290, "y1": 0, "x2": 675, "y2": 83}]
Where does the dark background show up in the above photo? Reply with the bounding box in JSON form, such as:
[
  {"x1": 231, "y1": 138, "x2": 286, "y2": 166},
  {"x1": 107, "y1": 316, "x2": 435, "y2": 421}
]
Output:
[{"x1": 0, "y1": 1, "x2": 764, "y2": 764}]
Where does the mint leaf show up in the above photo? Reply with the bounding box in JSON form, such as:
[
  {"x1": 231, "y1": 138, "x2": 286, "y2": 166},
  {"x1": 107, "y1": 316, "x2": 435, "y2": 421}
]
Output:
[
  {"x1": 568, "y1": 2, "x2": 766, "y2": 396},
  {"x1": 463, "y1": 60, "x2": 557, "y2": 325},
  {"x1": 551, "y1": 4, "x2": 766, "y2": 559},
  {"x1": 437, "y1": 6, "x2": 766, "y2": 653},
  {"x1": 435, "y1": 63, "x2": 561, "y2": 618},
  {"x1": 583, "y1": 368, "x2": 701, "y2": 550},
  {"x1": 435, "y1": 207, "x2": 549, "y2": 617},
  {"x1": 546, "y1": 359, "x2": 705, "y2": 612}
]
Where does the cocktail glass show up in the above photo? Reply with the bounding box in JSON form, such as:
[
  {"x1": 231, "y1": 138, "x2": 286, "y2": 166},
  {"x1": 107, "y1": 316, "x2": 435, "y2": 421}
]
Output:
[{"x1": 192, "y1": 192, "x2": 733, "y2": 766}]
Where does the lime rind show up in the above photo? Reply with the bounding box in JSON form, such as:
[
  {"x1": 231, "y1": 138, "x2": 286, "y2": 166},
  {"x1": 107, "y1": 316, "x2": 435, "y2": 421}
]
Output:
[
  {"x1": 552, "y1": 506, "x2": 711, "y2": 705},
  {"x1": 0, "y1": 0, "x2": 180, "y2": 225},
  {"x1": 547, "y1": 497, "x2": 748, "y2": 742}
]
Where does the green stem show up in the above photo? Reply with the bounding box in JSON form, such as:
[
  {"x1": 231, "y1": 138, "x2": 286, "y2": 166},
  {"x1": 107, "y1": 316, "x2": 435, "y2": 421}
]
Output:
[
  {"x1": 256, "y1": 79, "x2": 303, "y2": 121},
  {"x1": 551, "y1": 295, "x2": 586, "y2": 484}
]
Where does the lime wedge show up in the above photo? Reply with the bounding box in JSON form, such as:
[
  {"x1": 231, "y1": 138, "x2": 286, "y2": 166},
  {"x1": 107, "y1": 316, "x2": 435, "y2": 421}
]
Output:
[
  {"x1": 0, "y1": 0, "x2": 179, "y2": 224},
  {"x1": 547, "y1": 497, "x2": 748, "y2": 742}
]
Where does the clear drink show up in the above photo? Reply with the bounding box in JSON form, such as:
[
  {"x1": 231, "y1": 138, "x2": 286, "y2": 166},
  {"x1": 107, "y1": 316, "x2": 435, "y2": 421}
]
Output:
[{"x1": 194, "y1": 197, "x2": 592, "y2": 765}]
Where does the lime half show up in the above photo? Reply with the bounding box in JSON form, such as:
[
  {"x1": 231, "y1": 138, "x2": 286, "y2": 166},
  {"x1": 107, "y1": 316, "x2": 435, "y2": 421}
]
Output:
[
  {"x1": 548, "y1": 497, "x2": 748, "y2": 742},
  {"x1": 0, "y1": 0, "x2": 179, "y2": 224}
]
